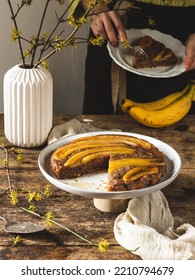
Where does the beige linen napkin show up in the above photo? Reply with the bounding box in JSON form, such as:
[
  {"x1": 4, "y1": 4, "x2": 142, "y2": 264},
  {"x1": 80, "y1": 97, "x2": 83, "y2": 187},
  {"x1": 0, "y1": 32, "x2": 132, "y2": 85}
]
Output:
[
  {"x1": 47, "y1": 118, "x2": 103, "y2": 144},
  {"x1": 114, "y1": 190, "x2": 195, "y2": 260}
]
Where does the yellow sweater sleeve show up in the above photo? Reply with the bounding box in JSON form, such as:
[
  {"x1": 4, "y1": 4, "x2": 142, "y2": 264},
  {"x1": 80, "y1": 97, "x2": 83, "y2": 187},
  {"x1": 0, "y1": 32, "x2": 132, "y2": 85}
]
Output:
[
  {"x1": 68, "y1": 0, "x2": 195, "y2": 18},
  {"x1": 68, "y1": 0, "x2": 82, "y2": 17}
]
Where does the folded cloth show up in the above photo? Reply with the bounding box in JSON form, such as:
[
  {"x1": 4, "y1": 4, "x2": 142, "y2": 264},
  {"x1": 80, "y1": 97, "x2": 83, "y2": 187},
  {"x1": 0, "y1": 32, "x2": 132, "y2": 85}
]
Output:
[
  {"x1": 114, "y1": 191, "x2": 195, "y2": 260},
  {"x1": 47, "y1": 118, "x2": 103, "y2": 144}
]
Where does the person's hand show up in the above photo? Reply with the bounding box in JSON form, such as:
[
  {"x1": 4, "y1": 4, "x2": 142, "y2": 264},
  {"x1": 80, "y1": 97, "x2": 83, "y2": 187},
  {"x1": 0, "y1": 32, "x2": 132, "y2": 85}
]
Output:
[
  {"x1": 184, "y1": 33, "x2": 195, "y2": 70},
  {"x1": 91, "y1": 5, "x2": 127, "y2": 46}
]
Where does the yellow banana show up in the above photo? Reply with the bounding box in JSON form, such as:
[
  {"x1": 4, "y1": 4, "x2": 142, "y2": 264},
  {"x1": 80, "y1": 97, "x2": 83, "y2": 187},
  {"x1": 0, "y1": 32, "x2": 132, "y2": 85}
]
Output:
[
  {"x1": 184, "y1": 80, "x2": 195, "y2": 101},
  {"x1": 189, "y1": 82, "x2": 195, "y2": 101},
  {"x1": 121, "y1": 83, "x2": 191, "y2": 113},
  {"x1": 192, "y1": 91, "x2": 195, "y2": 101},
  {"x1": 128, "y1": 84, "x2": 194, "y2": 128}
]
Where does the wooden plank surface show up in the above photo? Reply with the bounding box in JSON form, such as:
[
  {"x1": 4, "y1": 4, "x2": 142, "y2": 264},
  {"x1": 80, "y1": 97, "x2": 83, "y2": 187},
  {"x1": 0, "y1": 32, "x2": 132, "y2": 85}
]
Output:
[{"x1": 0, "y1": 114, "x2": 195, "y2": 260}]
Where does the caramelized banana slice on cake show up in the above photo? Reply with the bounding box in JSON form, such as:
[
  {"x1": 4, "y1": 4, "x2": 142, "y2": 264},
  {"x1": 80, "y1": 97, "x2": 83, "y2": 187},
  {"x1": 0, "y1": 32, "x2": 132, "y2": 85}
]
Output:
[
  {"x1": 64, "y1": 147, "x2": 135, "y2": 167},
  {"x1": 123, "y1": 166, "x2": 159, "y2": 182},
  {"x1": 108, "y1": 157, "x2": 165, "y2": 173}
]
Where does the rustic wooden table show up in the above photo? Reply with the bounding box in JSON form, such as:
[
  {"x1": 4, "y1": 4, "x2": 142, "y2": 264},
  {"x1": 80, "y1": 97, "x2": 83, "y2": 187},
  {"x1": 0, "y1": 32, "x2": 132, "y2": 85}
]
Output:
[{"x1": 0, "y1": 114, "x2": 194, "y2": 260}]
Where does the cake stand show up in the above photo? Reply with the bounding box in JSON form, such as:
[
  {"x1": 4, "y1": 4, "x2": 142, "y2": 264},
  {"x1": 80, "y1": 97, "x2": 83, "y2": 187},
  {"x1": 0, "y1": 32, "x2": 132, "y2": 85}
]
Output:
[{"x1": 38, "y1": 131, "x2": 181, "y2": 213}]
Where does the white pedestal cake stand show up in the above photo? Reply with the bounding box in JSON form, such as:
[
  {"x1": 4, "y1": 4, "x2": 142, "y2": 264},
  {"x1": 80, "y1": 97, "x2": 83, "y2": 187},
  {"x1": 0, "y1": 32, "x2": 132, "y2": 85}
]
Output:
[{"x1": 38, "y1": 132, "x2": 181, "y2": 213}]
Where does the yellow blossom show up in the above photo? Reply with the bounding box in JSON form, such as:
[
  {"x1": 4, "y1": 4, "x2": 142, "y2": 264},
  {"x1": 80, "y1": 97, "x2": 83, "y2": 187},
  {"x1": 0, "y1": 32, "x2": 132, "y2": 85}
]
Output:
[
  {"x1": 41, "y1": 60, "x2": 49, "y2": 70},
  {"x1": 43, "y1": 184, "x2": 53, "y2": 198},
  {"x1": 41, "y1": 32, "x2": 48, "y2": 40},
  {"x1": 54, "y1": 35, "x2": 60, "y2": 42},
  {"x1": 16, "y1": 149, "x2": 23, "y2": 162},
  {"x1": 24, "y1": 0, "x2": 32, "y2": 5},
  {"x1": 30, "y1": 35, "x2": 36, "y2": 46},
  {"x1": 103, "y1": 0, "x2": 113, "y2": 5},
  {"x1": 67, "y1": 16, "x2": 75, "y2": 26},
  {"x1": 73, "y1": 44, "x2": 79, "y2": 48},
  {"x1": 88, "y1": 0, "x2": 113, "y2": 9},
  {"x1": 121, "y1": 39, "x2": 129, "y2": 48},
  {"x1": 11, "y1": 28, "x2": 21, "y2": 41},
  {"x1": 76, "y1": 16, "x2": 89, "y2": 26},
  {"x1": 27, "y1": 191, "x2": 43, "y2": 203},
  {"x1": 10, "y1": 190, "x2": 19, "y2": 205},
  {"x1": 8, "y1": 147, "x2": 23, "y2": 162},
  {"x1": 98, "y1": 239, "x2": 109, "y2": 253},
  {"x1": 24, "y1": 50, "x2": 31, "y2": 58},
  {"x1": 148, "y1": 17, "x2": 156, "y2": 27},
  {"x1": 89, "y1": 36, "x2": 105, "y2": 47},
  {"x1": 45, "y1": 211, "x2": 54, "y2": 226},
  {"x1": 54, "y1": 41, "x2": 66, "y2": 51},
  {"x1": 8, "y1": 147, "x2": 15, "y2": 153},
  {"x1": 28, "y1": 204, "x2": 37, "y2": 212},
  {"x1": 67, "y1": 16, "x2": 89, "y2": 28},
  {"x1": 13, "y1": 235, "x2": 22, "y2": 246},
  {"x1": 1, "y1": 159, "x2": 8, "y2": 167}
]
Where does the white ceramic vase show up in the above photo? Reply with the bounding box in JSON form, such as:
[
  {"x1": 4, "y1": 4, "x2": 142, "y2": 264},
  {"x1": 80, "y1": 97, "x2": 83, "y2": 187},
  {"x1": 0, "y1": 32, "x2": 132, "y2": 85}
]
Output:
[{"x1": 3, "y1": 64, "x2": 53, "y2": 147}]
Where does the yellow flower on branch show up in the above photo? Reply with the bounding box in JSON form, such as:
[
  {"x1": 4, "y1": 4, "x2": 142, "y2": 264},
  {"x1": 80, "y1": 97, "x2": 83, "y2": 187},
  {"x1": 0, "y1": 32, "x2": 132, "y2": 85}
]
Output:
[
  {"x1": 121, "y1": 39, "x2": 129, "y2": 47},
  {"x1": 43, "y1": 184, "x2": 53, "y2": 198},
  {"x1": 28, "y1": 204, "x2": 37, "y2": 213},
  {"x1": 1, "y1": 159, "x2": 8, "y2": 167},
  {"x1": 24, "y1": 50, "x2": 31, "y2": 58},
  {"x1": 11, "y1": 28, "x2": 21, "y2": 41},
  {"x1": 89, "y1": 36, "x2": 105, "y2": 46},
  {"x1": 67, "y1": 15, "x2": 89, "y2": 28},
  {"x1": 88, "y1": 0, "x2": 113, "y2": 9},
  {"x1": 103, "y1": 0, "x2": 113, "y2": 5},
  {"x1": 148, "y1": 17, "x2": 156, "y2": 27},
  {"x1": 41, "y1": 60, "x2": 49, "y2": 70},
  {"x1": 13, "y1": 235, "x2": 22, "y2": 246},
  {"x1": 27, "y1": 191, "x2": 43, "y2": 203},
  {"x1": 40, "y1": 32, "x2": 48, "y2": 43},
  {"x1": 23, "y1": 0, "x2": 32, "y2": 5},
  {"x1": 45, "y1": 211, "x2": 55, "y2": 226},
  {"x1": 7, "y1": 147, "x2": 23, "y2": 162},
  {"x1": 16, "y1": 149, "x2": 23, "y2": 162},
  {"x1": 54, "y1": 41, "x2": 66, "y2": 51},
  {"x1": 10, "y1": 190, "x2": 19, "y2": 205},
  {"x1": 54, "y1": 35, "x2": 60, "y2": 42},
  {"x1": 98, "y1": 239, "x2": 110, "y2": 253}
]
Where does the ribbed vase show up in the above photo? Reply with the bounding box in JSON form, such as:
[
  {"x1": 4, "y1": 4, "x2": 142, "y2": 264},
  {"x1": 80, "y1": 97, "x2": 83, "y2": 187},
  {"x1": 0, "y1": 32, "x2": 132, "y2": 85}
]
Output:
[{"x1": 3, "y1": 64, "x2": 53, "y2": 147}]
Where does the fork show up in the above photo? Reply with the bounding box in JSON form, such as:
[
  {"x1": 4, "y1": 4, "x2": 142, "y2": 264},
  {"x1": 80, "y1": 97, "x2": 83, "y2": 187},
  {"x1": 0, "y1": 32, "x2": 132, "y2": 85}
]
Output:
[
  {"x1": 110, "y1": 40, "x2": 148, "y2": 58},
  {"x1": 126, "y1": 43, "x2": 148, "y2": 58},
  {"x1": 113, "y1": 40, "x2": 148, "y2": 58}
]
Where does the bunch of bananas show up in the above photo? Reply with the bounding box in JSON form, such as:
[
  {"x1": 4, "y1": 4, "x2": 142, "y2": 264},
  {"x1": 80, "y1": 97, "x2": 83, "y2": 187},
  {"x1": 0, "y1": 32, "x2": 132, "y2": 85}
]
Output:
[{"x1": 121, "y1": 82, "x2": 195, "y2": 128}]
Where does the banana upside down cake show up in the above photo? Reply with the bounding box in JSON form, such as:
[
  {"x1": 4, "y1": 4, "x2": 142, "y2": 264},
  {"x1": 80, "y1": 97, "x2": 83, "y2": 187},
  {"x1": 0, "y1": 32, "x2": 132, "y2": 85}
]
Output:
[
  {"x1": 51, "y1": 134, "x2": 166, "y2": 191},
  {"x1": 132, "y1": 35, "x2": 178, "y2": 69}
]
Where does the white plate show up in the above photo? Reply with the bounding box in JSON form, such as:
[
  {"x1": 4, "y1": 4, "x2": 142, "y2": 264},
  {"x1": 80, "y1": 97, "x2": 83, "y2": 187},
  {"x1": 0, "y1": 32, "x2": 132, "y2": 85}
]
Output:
[
  {"x1": 38, "y1": 131, "x2": 181, "y2": 199},
  {"x1": 107, "y1": 28, "x2": 186, "y2": 78}
]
